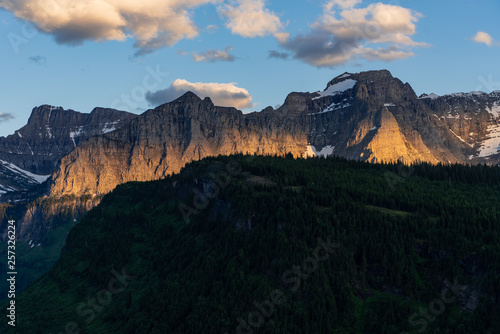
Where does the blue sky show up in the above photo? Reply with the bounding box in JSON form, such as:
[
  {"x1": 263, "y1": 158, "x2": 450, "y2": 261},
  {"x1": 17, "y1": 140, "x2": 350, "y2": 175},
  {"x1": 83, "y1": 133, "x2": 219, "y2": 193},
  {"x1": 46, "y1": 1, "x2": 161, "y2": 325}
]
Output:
[{"x1": 0, "y1": 0, "x2": 499, "y2": 136}]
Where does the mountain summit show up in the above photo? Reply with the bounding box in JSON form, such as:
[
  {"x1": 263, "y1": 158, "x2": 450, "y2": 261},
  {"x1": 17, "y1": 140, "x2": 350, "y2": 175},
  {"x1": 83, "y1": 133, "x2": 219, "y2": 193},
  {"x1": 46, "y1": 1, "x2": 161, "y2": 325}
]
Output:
[
  {"x1": 42, "y1": 70, "x2": 500, "y2": 198},
  {"x1": 0, "y1": 105, "x2": 137, "y2": 193},
  {"x1": 1, "y1": 69, "x2": 500, "y2": 245},
  {"x1": 0, "y1": 105, "x2": 137, "y2": 175}
]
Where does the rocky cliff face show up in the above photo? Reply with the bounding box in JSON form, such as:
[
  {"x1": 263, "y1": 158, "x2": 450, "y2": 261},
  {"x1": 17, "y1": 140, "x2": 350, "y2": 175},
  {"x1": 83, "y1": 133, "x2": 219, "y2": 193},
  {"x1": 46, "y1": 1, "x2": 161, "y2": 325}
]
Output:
[
  {"x1": 11, "y1": 195, "x2": 102, "y2": 242},
  {"x1": 3, "y1": 70, "x2": 500, "y2": 240},
  {"x1": 305, "y1": 70, "x2": 438, "y2": 164},
  {"x1": 419, "y1": 90, "x2": 500, "y2": 164},
  {"x1": 49, "y1": 93, "x2": 311, "y2": 196},
  {"x1": 47, "y1": 70, "x2": 500, "y2": 198},
  {"x1": 0, "y1": 106, "x2": 138, "y2": 240},
  {"x1": 0, "y1": 159, "x2": 50, "y2": 194},
  {"x1": 0, "y1": 105, "x2": 137, "y2": 175}
]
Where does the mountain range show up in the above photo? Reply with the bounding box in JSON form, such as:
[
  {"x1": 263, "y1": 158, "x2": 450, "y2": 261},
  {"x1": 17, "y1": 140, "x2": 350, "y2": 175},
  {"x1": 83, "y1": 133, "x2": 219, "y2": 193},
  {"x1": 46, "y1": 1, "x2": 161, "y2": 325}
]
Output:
[
  {"x1": 0, "y1": 105, "x2": 136, "y2": 194},
  {"x1": 1, "y1": 68, "x2": 500, "y2": 307},
  {"x1": 2, "y1": 69, "x2": 500, "y2": 241},
  {"x1": 48, "y1": 70, "x2": 500, "y2": 198}
]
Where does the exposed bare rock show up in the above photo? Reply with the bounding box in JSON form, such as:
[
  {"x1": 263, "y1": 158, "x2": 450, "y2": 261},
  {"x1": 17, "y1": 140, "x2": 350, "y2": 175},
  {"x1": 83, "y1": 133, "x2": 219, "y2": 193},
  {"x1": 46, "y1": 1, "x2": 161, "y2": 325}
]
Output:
[
  {"x1": 4, "y1": 70, "x2": 500, "y2": 241},
  {"x1": 49, "y1": 93, "x2": 310, "y2": 196},
  {"x1": 14, "y1": 195, "x2": 102, "y2": 242},
  {"x1": 47, "y1": 70, "x2": 500, "y2": 198},
  {"x1": 0, "y1": 105, "x2": 137, "y2": 175}
]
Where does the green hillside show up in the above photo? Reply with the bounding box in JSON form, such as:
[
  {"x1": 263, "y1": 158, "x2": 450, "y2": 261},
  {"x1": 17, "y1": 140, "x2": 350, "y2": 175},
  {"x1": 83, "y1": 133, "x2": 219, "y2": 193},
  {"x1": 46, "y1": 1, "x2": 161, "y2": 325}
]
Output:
[{"x1": 3, "y1": 155, "x2": 500, "y2": 333}]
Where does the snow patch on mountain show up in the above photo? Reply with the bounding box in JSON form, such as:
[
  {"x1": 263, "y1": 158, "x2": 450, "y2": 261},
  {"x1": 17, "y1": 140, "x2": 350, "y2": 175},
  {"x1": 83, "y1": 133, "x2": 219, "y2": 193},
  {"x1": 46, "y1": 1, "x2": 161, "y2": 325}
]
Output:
[
  {"x1": 449, "y1": 129, "x2": 472, "y2": 147},
  {"x1": 0, "y1": 160, "x2": 51, "y2": 184},
  {"x1": 69, "y1": 126, "x2": 85, "y2": 147},
  {"x1": 336, "y1": 73, "x2": 352, "y2": 80},
  {"x1": 487, "y1": 102, "x2": 500, "y2": 118},
  {"x1": 303, "y1": 145, "x2": 335, "y2": 158},
  {"x1": 419, "y1": 93, "x2": 440, "y2": 100},
  {"x1": 102, "y1": 121, "x2": 120, "y2": 134},
  {"x1": 313, "y1": 79, "x2": 357, "y2": 100},
  {"x1": 444, "y1": 92, "x2": 487, "y2": 99},
  {"x1": 309, "y1": 102, "x2": 352, "y2": 115},
  {"x1": 478, "y1": 124, "x2": 500, "y2": 157},
  {"x1": 46, "y1": 126, "x2": 53, "y2": 139}
]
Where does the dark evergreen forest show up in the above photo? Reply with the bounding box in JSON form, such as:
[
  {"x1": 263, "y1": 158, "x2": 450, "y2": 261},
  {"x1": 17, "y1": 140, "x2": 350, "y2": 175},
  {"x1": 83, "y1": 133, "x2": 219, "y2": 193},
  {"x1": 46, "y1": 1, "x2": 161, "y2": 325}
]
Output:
[{"x1": 3, "y1": 154, "x2": 500, "y2": 333}]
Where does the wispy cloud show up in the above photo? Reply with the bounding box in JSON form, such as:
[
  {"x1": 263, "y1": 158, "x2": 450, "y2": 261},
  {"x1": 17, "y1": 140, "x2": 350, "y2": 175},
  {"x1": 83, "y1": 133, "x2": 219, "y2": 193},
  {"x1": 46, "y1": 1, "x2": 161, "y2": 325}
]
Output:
[
  {"x1": 205, "y1": 24, "x2": 218, "y2": 32},
  {"x1": 146, "y1": 79, "x2": 253, "y2": 109},
  {"x1": 193, "y1": 47, "x2": 235, "y2": 62},
  {"x1": 268, "y1": 50, "x2": 289, "y2": 60},
  {"x1": 279, "y1": 0, "x2": 427, "y2": 68},
  {"x1": 0, "y1": 113, "x2": 15, "y2": 123},
  {"x1": 29, "y1": 55, "x2": 47, "y2": 66},
  {"x1": 473, "y1": 31, "x2": 498, "y2": 47}
]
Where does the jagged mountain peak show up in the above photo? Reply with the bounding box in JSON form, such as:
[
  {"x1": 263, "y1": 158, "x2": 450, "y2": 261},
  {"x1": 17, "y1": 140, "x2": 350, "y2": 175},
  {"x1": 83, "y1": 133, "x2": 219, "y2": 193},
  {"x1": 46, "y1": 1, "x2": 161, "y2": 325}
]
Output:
[
  {"x1": 35, "y1": 104, "x2": 65, "y2": 111},
  {"x1": 311, "y1": 69, "x2": 416, "y2": 108},
  {"x1": 20, "y1": 105, "x2": 136, "y2": 137},
  {"x1": 419, "y1": 93, "x2": 440, "y2": 100},
  {"x1": 90, "y1": 106, "x2": 127, "y2": 115},
  {"x1": 346, "y1": 69, "x2": 407, "y2": 91},
  {"x1": 146, "y1": 91, "x2": 220, "y2": 116},
  {"x1": 325, "y1": 69, "x2": 394, "y2": 89},
  {"x1": 420, "y1": 90, "x2": 500, "y2": 103},
  {"x1": 26, "y1": 105, "x2": 71, "y2": 125},
  {"x1": 146, "y1": 90, "x2": 243, "y2": 121},
  {"x1": 173, "y1": 91, "x2": 204, "y2": 103},
  {"x1": 442, "y1": 91, "x2": 489, "y2": 99},
  {"x1": 6, "y1": 69, "x2": 500, "y2": 243},
  {"x1": 332, "y1": 71, "x2": 354, "y2": 81},
  {"x1": 0, "y1": 105, "x2": 137, "y2": 176},
  {"x1": 321, "y1": 72, "x2": 357, "y2": 93},
  {"x1": 353, "y1": 69, "x2": 393, "y2": 79},
  {"x1": 6, "y1": 69, "x2": 500, "y2": 201}
]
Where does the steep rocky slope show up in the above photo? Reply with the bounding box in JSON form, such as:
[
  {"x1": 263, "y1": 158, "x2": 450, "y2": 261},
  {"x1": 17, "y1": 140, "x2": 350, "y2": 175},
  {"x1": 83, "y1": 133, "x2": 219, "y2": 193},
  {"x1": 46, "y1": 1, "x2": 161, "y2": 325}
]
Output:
[
  {"x1": 2, "y1": 70, "x2": 500, "y2": 297},
  {"x1": 48, "y1": 70, "x2": 500, "y2": 198},
  {"x1": 4, "y1": 70, "x2": 500, "y2": 242},
  {"x1": 305, "y1": 70, "x2": 439, "y2": 163},
  {"x1": 0, "y1": 159, "x2": 50, "y2": 194},
  {"x1": 0, "y1": 105, "x2": 137, "y2": 175},
  {"x1": 49, "y1": 93, "x2": 311, "y2": 196},
  {"x1": 419, "y1": 90, "x2": 500, "y2": 164},
  {"x1": 0, "y1": 105, "x2": 137, "y2": 241}
]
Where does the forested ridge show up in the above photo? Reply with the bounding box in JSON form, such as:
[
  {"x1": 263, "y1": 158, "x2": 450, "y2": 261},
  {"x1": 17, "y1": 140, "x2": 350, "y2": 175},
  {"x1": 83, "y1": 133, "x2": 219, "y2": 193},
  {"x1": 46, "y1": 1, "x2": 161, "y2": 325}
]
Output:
[{"x1": 3, "y1": 154, "x2": 500, "y2": 333}]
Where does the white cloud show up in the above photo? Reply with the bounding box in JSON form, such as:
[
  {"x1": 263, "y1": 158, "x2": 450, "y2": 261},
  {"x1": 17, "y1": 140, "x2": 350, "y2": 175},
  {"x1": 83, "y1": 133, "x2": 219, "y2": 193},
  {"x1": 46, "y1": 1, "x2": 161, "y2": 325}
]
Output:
[
  {"x1": 219, "y1": 0, "x2": 288, "y2": 41},
  {"x1": 473, "y1": 31, "x2": 496, "y2": 47},
  {"x1": 0, "y1": 0, "x2": 219, "y2": 55},
  {"x1": 205, "y1": 24, "x2": 219, "y2": 32},
  {"x1": 324, "y1": 0, "x2": 362, "y2": 10},
  {"x1": 280, "y1": 0, "x2": 427, "y2": 67},
  {"x1": 193, "y1": 47, "x2": 235, "y2": 62},
  {"x1": 146, "y1": 79, "x2": 253, "y2": 109}
]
